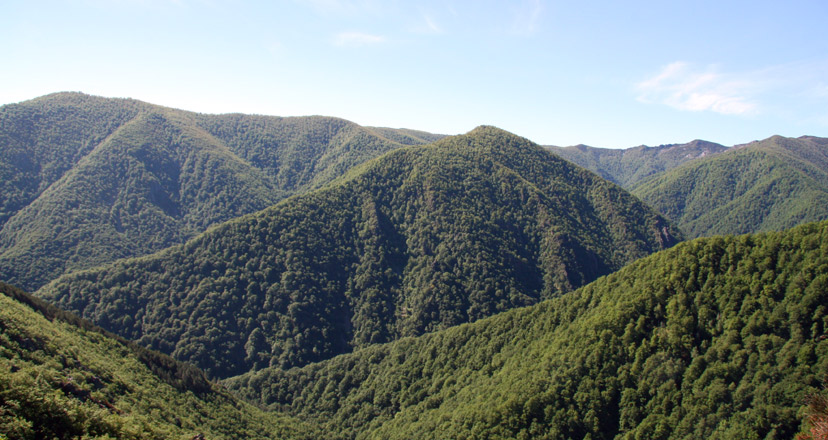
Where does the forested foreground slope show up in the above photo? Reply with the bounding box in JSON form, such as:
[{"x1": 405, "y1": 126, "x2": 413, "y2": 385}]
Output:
[
  {"x1": 39, "y1": 126, "x2": 680, "y2": 378},
  {"x1": 0, "y1": 282, "x2": 316, "y2": 440},
  {"x1": 228, "y1": 220, "x2": 828, "y2": 440},
  {"x1": 548, "y1": 139, "x2": 727, "y2": 188},
  {"x1": 632, "y1": 135, "x2": 828, "y2": 238},
  {"x1": 0, "y1": 92, "x2": 422, "y2": 291}
]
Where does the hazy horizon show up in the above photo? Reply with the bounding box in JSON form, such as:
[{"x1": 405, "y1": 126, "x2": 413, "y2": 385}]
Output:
[{"x1": 3, "y1": 0, "x2": 827, "y2": 148}]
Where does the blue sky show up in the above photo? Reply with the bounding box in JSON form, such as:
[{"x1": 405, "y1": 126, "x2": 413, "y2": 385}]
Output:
[{"x1": 2, "y1": 0, "x2": 827, "y2": 148}]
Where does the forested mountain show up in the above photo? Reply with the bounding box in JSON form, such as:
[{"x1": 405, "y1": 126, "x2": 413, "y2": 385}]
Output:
[
  {"x1": 366, "y1": 127, "x2": 446, "y2": 145},
  {"x1": 0, "y1": 92, "x2": 423, "y2": 291},
  {"x1": 631, "y1": 135, "x2": 828, "y2": 238},
  {"x1": 228, "y1": 220, "x2": 828, "y2": 440},
  {"x1": 548, "y1": 139, "x2": 727, "y2": 187},
  {"x1": 38, "y1": 126, "x2": 681, "y2": 379},
  {"x1": 0, "y1": 282, "x2": 316, "y2": 439}
]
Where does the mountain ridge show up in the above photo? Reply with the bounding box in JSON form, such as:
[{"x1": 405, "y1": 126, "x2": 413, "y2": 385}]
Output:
[
  {"x1": 227, "y1": 219, "x2": 828, "y2": 439},
  {"x1": 0, "y1": 92, "x2": 434, "y2": 291},
  {"x1": 0, "y1": 281, "x2": 317, "y2": 439},
  {"x1": 38, "y1": 125, "x2": 681, "y2": 378},
  {"x1": 547, "y1": 139, "x2": 727, "y2": 189},
  {"x1": 547, "y1": 139, "x2": 729, "y2": 187},
  {"x1": 631, "y1": 134, "x2": 828, "y2": 238}
]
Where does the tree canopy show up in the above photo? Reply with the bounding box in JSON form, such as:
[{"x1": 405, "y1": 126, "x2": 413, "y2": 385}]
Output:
[
  {"x1": 228, "y1": 220, "x2": 828, "y2": 439},
  {"x1": 39, "y1": 125, "x2": 680, "y2": 378},
  {"x1": 0, "y1": 92, "x2": 424, "y2": 290}
]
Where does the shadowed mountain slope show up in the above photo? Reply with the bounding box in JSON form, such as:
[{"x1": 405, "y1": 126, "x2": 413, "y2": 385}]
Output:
[
  {"x1": 39, "y1": 126, "x2": 681, "y2": 378},
  {"x1": 0, "y1": 92, "x2": 425, "y2": 290},
  {"x1": 228, "y1": 220, "x2": 828, "y2": 440}
]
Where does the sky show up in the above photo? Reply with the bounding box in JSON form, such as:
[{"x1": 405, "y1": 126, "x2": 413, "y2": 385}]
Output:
[{"x1": 2, "y1": 0, "x2": 827, "y2": 148}]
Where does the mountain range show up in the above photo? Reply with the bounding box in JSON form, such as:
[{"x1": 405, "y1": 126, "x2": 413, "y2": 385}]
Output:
[
  {"x1": 550, "y1": 136, "x2": 828, "y2": 238},
  {"x1": 228, "y1": 220, "x2": 828, "y2": 439},
  {"x1": 38, "y1": 125, "x2": 680, "y2": 378},
  {"x1": 1, "y1": 92, "x2": 827, "y2": 439},
  {"x1": 547, "y1": 139, "x2": 728, "y2": 188},
  {"x1": 631, "y1": 136, "x2": 828, "y2": 238},
  {"x1": 0, "y1": 92, "x2": 429, "y2": 291}
]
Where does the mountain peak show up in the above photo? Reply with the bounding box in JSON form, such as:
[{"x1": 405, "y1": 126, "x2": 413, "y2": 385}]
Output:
[{"x1": 41, "y1": 123, "x2": 680, "y2": 378}]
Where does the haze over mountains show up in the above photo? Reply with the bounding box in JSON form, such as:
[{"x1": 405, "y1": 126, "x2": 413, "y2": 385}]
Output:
[{"x1": 1, "y1": 93, "x2": 827, "y2": 439}]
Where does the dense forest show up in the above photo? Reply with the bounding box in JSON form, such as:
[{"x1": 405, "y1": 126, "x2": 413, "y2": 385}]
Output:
[
  {"x1": 0, "y1": 282, "x2": 316, "y2": 439},
  {"x1": 631, "y1": 135, "x2": 828, "y2": 238},
  {"x1": 38, "y1": 126, "x2": 680, "y2": 378},
  {"x1": 228, "y1": 220, "x2": 828, "y2": 440},
  {"x1": 2, "y1": 92, "x2": 827, "y2": 439},
  {"x1": 0, "y1": 92, "x2": 426, "y2": 291},
  {"x1": 548, "y1": 139, "x2": 727, "y2": 188},
  {"x1": 549, "y1": 135, "x2": 828, "y2": 239}
]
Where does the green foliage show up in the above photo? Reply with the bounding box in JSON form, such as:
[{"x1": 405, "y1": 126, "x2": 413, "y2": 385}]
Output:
[
  {"x1": 0, "y1": 92, "x2": 143, "y2": 229},
  {"x1": 0, "y1": 282, "x2": 316, "y2": 439},
  {"x1": 365, "y1": 127, "x2": 446, "y2": 146},
  {"x1": 632, "y1": 135, "x2": 828, "y2": 238},
  {"x1": 548, "y1": 139, "x2": 727, "y2": 188},
  {"x1": 227, "y1": 220, "x2": 828, "y2": 440},
  {"x1": 0, "y1": 92, "x2": 420, "y2": 291},
  {"x1": 39, "y1": 126, "x2": 680, "y2": 378}
]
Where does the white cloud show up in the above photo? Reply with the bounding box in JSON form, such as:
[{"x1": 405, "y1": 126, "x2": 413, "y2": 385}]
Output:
[
  {"x1": 333, "y1": 31, "x2": 386, "y2": 47},
  {"x1": 636, "y1": 62, "x2": 758, "y2": 115}
]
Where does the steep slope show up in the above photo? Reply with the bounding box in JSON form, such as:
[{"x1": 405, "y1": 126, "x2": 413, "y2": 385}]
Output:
[
  {"x1": 0, "y1": 92, "x2": 143, "y2": 228},
  {"x1": 0, "y1": 92, "x2": 420, "y2": 291},
  {"x1": 0, "y1": 282, "x2": 316, "y2": 439},
  {"x1": 39, "y1": 126, "x2": 681, "y2": 378},
  {"x1": 632, "y1": 135, "x2": 828, "y2": 238},
  {"x1": 0, "y1": 108, "x2": 281, "y2": 291},
  {"x1": 228, "y1": 220, "x2": 828, "y2": 440},
  {"x1": 548, "y1": 139, "x2": 727, "y2": 188}
]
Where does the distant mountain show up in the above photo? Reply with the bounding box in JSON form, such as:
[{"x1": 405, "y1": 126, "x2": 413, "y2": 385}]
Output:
[
  {"x1": 0, "y1": 92, "x2": 427, "y2": 291},
  {"x1": 631, "y1": 135, "x2": 828, "y2": 238},
  {"x1": 39, "y1": 126, "x2": 681, "y2": 378},
  {"x1": 0, "y1": 282, "x2": 316, "y2": 439},
  {"x1": 547, "y1": 139, "x2": 728, "y2": 188},
  {"x1": 228, "y1": 220, "x2": 828, "y2": 440},
  {"x1": 366, "y1": 127, "x2": 446, "y2": 145}
]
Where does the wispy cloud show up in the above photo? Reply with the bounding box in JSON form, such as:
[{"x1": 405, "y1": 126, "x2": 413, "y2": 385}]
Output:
[
  {"x1": 512, "y1": 0, "x2": 543, "y2": 35},
  {"x1": 415, "y1": 13, "x2": 443, "y2": 34},
  {"x1": 637, "y1": 59, "x2": 828, "y2": 124},
  {"x1": 333, "y1": 31, "x2": 386, "y2": 47},
  {"x1": 298, "y1": 0, "x2": 380, "y2": 16},
  {"x1": 636, "y1": 62, "x2": 758, "y2": 115}
]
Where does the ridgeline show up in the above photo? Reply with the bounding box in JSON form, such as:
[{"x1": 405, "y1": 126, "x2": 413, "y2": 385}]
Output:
[
  {"x1": 0, "y1": 92, "x2": 426, "y2": 290},
  {"x1": 38, "y1": 126, "x2": 680, "y2": 378},
  {"x1": 228, "y1": 220, "x2": 828, "y2": 439}
]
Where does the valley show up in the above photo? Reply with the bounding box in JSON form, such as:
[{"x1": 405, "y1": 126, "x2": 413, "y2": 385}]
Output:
[{"x1": 1, "y1": 93, "x2": 827, "y2": 439}]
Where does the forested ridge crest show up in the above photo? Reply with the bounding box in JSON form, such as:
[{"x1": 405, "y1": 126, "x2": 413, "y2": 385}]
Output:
[
  {"x1": 38, "y1": 125, "x2": 680, "y2": 378},
  {"x1": 227, "y1": 220, "x2": 828, "y2": 439}
]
